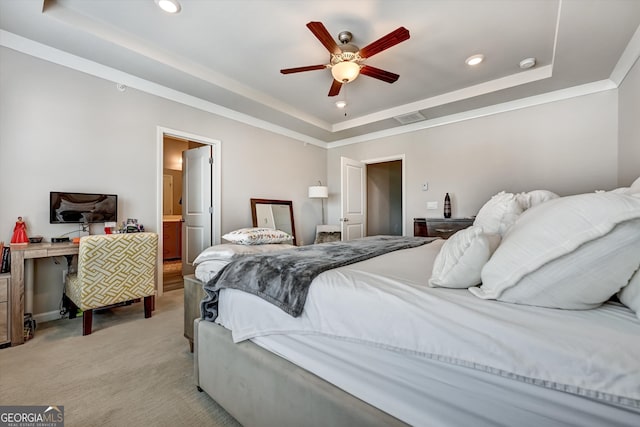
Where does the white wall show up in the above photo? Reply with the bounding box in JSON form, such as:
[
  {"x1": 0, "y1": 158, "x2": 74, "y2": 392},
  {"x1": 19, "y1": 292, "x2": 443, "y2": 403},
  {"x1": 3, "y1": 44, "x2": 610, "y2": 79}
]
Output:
[
  {"x1": 327, "y1": 90, "x2": 619, "y2": 230},
  {"x1": 618, "y1": 57, "x2": 640, "y2": 186},
  {"x1": 0, "y1": 43, "x2": 630, "y2": 321},
  {"x1": 0, "y1": 47, "x2": 326, "y2": 318}
]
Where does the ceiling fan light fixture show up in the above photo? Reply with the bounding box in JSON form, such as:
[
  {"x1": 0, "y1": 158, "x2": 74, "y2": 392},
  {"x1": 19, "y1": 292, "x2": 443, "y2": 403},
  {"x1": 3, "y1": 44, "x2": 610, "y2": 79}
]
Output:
[
  {"x1": 465, "y1": 54, "x2": 484, "y2": 66},
  {"x1": 155, "y1": 0, "x2": 181, "y2": 14},
  {"x1": 331, "y1": 61, "x2": 360, "y2": 83},
  {"x1": 335, "y1": 100, "x2": 347, "y2": 109}
]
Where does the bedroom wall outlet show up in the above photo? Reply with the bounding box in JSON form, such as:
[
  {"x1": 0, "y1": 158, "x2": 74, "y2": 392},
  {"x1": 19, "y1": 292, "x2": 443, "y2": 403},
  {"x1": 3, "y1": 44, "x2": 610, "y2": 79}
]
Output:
[{"x1": 427, "y1": 201, "x2": 438, "y2": 210}]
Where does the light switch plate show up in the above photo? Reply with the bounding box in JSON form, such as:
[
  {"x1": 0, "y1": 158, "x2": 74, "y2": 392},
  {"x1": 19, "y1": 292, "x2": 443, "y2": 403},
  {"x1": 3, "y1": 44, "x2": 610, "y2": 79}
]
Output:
[
  {"x1": 427, "y1": 201, "x2": 438, "y2": 210},
  {"x1": 422, "y1": 182, "x2": 428, "y2": 191}
]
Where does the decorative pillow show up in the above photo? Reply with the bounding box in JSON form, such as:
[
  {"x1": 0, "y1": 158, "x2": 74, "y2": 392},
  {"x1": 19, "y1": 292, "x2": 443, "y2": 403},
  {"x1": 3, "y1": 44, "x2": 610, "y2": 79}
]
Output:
[
  {"x1": 613, "y1": 176, "x2": 640, "y2": 195},
  {"x1": 470, "y1": 192, "x2": 640, "y2": 309},
  {"x1": 515, "y1": 189, "x2": 559, "y2": 210},
  {"x1": 630, "y1": 176, "x2": 640, "y2": 194},
  {"x1": 619, "y1": 268, "x2": 640, "y2": 321},
  {"x1": 428, "y1": 226, "x2": 501, "y2": 288},
  {"x1": 193, "y1": 242, "x2": 295, "y2": 265},
  {"x1": 222, "y1": 228, "x2": 294, "y2": 245},
  {"x1": 473, "y1": 191, "x2": 524, "y2": 236}
]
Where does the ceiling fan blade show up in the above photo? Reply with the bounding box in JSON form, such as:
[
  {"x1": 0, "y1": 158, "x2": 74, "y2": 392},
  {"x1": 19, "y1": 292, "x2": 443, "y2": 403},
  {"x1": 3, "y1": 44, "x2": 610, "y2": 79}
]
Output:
[
  {"x1": 328, "y1": 79, "x2": 343, "y2": 97},
  {"x1": 358, "y1": 27, "x2": 410, "y2": 59},
  {"x1": 307, "y1": 21, "x2": 341, "y2": 54},
  {"x1": 360, "y1": 65, "x2": 400, "y2": 83},
  {"x1": 280, "y1": 65, "x2": 327, "y2": 74}
]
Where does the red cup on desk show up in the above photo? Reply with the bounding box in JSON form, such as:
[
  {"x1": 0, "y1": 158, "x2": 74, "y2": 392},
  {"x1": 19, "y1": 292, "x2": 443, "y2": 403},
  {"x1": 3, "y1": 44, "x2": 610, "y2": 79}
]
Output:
[{"x1": 104, "y1": 221, "x2": 116, "y2": 235}]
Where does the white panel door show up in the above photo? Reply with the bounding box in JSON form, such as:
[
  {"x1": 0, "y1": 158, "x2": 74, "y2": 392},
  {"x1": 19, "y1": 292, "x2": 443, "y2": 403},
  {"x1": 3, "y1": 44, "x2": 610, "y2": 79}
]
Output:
[
  {"x1": 340, "y1": 157, "x2": 366, "y2": 241},
  {"x1": 182, "y1": 146, "x2": 213, "y2": 275}
]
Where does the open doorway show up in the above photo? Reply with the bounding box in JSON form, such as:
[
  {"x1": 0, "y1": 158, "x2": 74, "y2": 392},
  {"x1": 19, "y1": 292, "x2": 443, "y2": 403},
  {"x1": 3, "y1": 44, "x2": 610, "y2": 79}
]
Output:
[
  {"x1": 367, "y1": 160, "x2": 403, "y2": 236},
  {"x1": 340, "y1": 155, "x2": 405, "y2": 240},
  {"x1": 162, "y1": 136, "x2": 206, "y2": 291},
  {"x1": 157, "y1": 127, "x2": 221, "y2": 296}
]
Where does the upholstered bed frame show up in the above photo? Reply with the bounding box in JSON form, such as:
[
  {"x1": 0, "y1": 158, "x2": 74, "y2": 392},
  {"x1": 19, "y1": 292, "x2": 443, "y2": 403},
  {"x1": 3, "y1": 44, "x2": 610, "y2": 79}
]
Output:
[{"x1": 194, "y1": 319, "x2": 406, "y2": 427}]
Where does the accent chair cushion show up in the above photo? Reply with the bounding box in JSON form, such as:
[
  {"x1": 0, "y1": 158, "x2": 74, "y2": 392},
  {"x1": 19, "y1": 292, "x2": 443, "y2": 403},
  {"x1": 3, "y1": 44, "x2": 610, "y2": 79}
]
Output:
[{"x1": 66, "y1": 232, "x2": 158, "y2": 310}]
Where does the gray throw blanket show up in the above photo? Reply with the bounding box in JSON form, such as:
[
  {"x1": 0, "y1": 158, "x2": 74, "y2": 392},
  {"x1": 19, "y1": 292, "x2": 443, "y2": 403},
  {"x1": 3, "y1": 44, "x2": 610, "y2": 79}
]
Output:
[{"x1": 201, "y1": 235, "x2": 433, "y2": 321}]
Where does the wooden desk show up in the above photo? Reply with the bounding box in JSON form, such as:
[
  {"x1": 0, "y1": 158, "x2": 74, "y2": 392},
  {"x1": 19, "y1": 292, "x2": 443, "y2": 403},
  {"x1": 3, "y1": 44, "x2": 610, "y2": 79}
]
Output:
[
  {"x1": 9, "y1": 242, "x2": 79, "y2": 346},
  {"x1": 414, "y1": 218, "x2": 474, "y2": 239}
]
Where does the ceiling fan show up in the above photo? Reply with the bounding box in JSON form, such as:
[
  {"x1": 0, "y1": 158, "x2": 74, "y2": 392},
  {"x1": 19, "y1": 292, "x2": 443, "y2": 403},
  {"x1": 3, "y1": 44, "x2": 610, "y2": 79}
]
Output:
[{"x1": 280, "y1": 22, "x2": 410, "y2": 97}]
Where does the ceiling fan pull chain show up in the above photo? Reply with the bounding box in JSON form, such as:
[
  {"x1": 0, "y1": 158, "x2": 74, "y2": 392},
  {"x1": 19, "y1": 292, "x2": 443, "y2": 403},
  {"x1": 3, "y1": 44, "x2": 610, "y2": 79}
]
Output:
[{"x1": 344, "y1": 85, "x2": 348, "y2": 117}]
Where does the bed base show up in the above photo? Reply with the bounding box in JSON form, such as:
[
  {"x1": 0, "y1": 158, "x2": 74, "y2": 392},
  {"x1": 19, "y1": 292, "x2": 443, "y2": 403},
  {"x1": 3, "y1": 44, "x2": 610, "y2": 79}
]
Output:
[{"x1": 194, "y1": 319, "x2": 407, "y2": 427}]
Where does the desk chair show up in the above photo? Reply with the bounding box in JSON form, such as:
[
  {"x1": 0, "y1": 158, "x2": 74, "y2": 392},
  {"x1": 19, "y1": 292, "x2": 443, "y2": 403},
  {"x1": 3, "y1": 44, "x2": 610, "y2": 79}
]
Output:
[{"x1": 64, "y1": 232, "x2": 158, "y2": 335}]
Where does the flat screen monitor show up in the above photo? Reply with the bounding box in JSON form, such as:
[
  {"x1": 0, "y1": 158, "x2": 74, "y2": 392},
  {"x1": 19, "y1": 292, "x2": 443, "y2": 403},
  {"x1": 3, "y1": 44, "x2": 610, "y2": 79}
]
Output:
[{"x1": 50, "y1": 192, "x2": 118, "y2": 224}]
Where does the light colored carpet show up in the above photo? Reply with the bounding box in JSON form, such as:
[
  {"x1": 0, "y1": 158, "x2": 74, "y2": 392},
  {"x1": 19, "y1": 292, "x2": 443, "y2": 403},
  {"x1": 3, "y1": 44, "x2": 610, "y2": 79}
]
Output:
[{"x1": 0, "y1": 289, "x2": 241, "y2": 427}]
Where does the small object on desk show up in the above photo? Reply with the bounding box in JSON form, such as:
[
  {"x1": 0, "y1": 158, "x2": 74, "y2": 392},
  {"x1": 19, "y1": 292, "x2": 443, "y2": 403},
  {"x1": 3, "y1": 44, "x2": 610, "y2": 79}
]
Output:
[
  {"x1": 10, "y1": 216, "x2": 28, "y2": 245},
  {"x1": 51, "y1": 237, "x2": 70, "y2": 243},
  {"x1": 104, "y1": 221, "x2": 117, "y2": 234},
  {"x1": 0, "y1": 245, "x2": 10, "y2": 273},
  {"x1": 444, "y1": 193, "x2": 452, "y2": 218},
  {"x1": 28, "y1": 236, "x2": 43, "y2": 244}
]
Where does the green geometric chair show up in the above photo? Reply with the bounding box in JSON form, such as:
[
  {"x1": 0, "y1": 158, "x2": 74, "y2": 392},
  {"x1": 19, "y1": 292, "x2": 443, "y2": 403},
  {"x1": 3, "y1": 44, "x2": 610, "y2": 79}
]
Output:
[{"x1": 64, "y1": 232, "x2": 158, "y2": 335}]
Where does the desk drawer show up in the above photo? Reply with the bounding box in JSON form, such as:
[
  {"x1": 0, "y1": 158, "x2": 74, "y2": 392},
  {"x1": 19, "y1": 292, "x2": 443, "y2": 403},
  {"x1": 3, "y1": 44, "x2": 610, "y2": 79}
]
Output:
[
  {"x1": 0, "y1": 275, "x2": 7, "y2": 303},
  {"x1": 419, "y1": 218, "x2": 474, "y2": 239}
]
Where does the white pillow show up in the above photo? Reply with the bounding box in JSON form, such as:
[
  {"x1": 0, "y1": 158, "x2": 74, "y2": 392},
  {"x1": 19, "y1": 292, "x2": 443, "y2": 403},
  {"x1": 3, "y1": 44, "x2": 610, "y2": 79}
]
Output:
[
  {"x1": 473, "y1": 191, "x2": 523, "y2": 236},
  {"x1": 470, "y1": 192, "x2": 640, "y2": 309},
  {"x1": 428, "y1": 226, "x2": 501, "y2": 288},
  {"x1": 515, "y1": 189, "x2": 559, "y2": 210},
  {"x1": 222, "y1": 227, "x2": 293, "y2": 245},
  {"x1": 619, "y1": 268, "x2": 640, "y2": 321},
  {"x1": 193, "y1": 242, "x2": 295, "y2": 265},
  {"x1": 195, "y1": 259, "x2": 232, "y2": 283},
  {"x1": 623, "y1": 176, "x2": 640, "y2": 195}
]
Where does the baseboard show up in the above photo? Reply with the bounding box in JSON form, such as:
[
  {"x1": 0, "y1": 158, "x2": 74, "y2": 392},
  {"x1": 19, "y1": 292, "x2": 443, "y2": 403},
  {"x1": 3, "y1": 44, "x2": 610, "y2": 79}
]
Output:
[{"x1": 33, "y1": 310, "x2": 64, "y2": 325}]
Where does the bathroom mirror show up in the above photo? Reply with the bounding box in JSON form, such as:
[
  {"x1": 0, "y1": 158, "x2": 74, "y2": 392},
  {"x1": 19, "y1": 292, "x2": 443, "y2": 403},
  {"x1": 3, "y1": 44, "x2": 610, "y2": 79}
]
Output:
[{"x1": 250, "y1": 198, "x2": 297, "y2": 246}]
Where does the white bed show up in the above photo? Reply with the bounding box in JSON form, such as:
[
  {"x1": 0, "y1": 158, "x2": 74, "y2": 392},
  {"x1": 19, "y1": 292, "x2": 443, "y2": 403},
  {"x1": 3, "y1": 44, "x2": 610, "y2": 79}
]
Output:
[{"x1": 194, "y1": 189, "x2": 640, "y2": 426}]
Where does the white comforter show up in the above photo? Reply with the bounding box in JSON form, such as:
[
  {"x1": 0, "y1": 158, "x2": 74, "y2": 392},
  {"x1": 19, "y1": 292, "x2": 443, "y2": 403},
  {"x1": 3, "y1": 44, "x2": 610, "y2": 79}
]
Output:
[{"x1": 215, "y1": 239, "x2": 640, "y2": 408}]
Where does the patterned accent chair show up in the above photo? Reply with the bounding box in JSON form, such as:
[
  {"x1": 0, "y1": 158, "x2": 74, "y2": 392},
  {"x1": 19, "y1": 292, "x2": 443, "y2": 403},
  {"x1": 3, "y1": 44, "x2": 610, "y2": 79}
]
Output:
[{"x1": 64, "y1": 232, "x2": 158, "y2": 335}]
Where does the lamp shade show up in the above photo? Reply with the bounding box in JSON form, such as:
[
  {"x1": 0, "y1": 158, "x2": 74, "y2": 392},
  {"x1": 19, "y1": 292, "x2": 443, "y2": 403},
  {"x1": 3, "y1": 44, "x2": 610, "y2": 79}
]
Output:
[
  {"x1": 331, "y1": 61, "x2": 360, "y2": 83},
  {"x1": 308, "y1": 186, "x2": 329, "y2": 199}
]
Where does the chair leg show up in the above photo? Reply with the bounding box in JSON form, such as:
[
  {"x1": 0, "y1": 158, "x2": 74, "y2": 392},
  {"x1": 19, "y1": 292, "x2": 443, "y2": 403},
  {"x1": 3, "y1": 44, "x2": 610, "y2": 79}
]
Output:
[
  {"x1": 82, "y1": 310, "x2": 93, "y2": 336},
  {"x1": 144, "y1": 296, "x2": 154, "y2": 318}
]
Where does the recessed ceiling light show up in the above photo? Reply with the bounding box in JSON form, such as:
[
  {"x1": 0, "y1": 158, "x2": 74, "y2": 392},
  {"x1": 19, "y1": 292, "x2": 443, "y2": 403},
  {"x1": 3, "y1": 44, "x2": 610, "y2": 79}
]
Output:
[
  {"x1": 519, "y1": 57, "x2": 537, "y2": 69},
  {"x1": 465, "y1": 54, "x2": 484, "y2": 66},
  {"x1": 335, "y1": 100, "x2": 347, "y2": 109},
  {"x1": 155, "y1": 0, "x2": 181, "y2": 14}
]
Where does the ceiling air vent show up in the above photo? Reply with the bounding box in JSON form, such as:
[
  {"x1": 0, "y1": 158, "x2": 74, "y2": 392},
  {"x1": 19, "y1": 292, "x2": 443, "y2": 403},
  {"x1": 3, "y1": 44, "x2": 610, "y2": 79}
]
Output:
[{"x1": 394, "y1": 111, "x2": 426, "y2": 125}]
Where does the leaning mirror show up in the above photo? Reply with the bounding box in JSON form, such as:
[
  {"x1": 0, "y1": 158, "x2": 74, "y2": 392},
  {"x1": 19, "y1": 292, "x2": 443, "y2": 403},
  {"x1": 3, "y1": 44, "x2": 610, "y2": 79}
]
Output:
[{"x1": 250, "y1": 198, "x2": 297, "y2": 246}]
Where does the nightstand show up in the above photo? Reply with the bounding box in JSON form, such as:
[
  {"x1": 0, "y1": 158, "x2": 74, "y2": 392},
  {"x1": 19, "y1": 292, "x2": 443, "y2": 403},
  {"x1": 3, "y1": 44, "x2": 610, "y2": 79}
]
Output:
[
  {"x1": 184, "y1": 274, "x2": 205, "y2": 352},
  {"x1": 414, "y1": 218, "x2": 474, "y2": 239}
]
